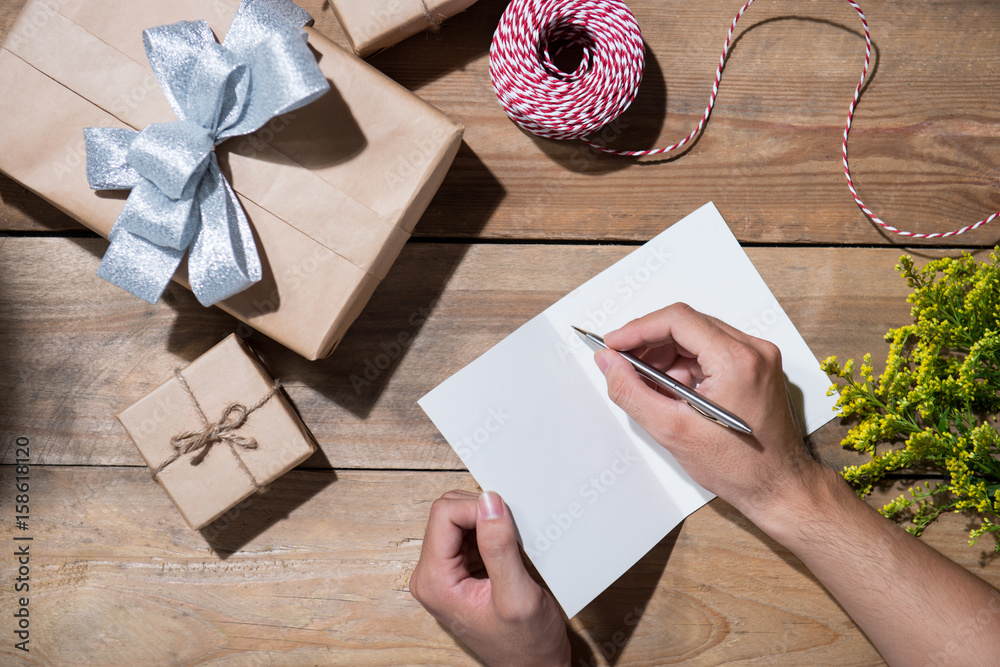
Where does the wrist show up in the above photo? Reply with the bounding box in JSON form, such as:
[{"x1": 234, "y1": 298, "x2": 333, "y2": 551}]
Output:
[
  {"x1": 737, "y1": 459, "x2": 847, "y2": 545},
  {"x1": 484, "y1": 634, "x2": 570, "y2": 667}
]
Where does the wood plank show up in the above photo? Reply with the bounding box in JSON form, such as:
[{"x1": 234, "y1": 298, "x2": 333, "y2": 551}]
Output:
[
  {"x1": 6, "y1": 466, "x2": 993, "y2": 665},
  {"x1": 0, "y1": 238, "x2": 963, "y2": 471},
  {"x1": 2, "y1": 1, "x2": 999, "y2": 244}
]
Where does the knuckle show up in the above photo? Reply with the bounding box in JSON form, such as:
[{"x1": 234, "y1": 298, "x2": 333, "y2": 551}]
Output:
[
  {"x1": 479, "y1": 530, "x2": 512, "y2": 562},
  {"x1": 428, "y1": 497, "x2": 451, "y2": 522},
  {"x1": 494, "y1": 591, "x2": 542, "y2": 624},
  {"x1": 428, "y1": 497, "x2": 446, "y2": 516},
  {"x1": 408, "y1": 567, "x2": 424, "y2": 602},
  {"x1": 660, "y1": 301, "x2": 698, "y2": 320},
  {"x1": 732, "y1": 343, "x2": 767, "y2": 376},
  {"x1": 665, "y1": 302, "x2": 695, "y2": 319},
  {"x1": 409, "y1": 566, "x2": 446, "y2": 612},
  {"x1": 762, "y1": 341, "x2": 783, "y2": 366},
  {"x1": 607, "y1": 374, "x2": 639, "y2": 414}
]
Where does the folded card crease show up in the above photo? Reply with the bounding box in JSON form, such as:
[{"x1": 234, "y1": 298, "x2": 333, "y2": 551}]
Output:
[{"x1": 419, "y1": 203, "x2": 837, "y2": 618}]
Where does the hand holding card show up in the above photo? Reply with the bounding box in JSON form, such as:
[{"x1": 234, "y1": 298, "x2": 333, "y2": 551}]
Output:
[{"x1": 420, "y1": 203, "x2": 837, "y2": 617}]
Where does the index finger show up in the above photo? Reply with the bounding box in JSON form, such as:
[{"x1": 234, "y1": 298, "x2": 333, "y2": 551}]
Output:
[
  {"x1": 421, "y1": 495, "x2": 479, "y2": 563},
  {"x1": 604, "y1": 303, "x2": 740, "y2": 363}
]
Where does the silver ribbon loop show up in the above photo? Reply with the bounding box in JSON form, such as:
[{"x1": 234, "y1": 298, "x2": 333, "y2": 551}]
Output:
[
  {"x1": 127, "y1": 121, "x2": 214, "y2": 199},
  {"x1": 85, "y1": 128, "x2": 141, "y2": 190},
  {"x1": 84, "y1": 0, "x2": 330, "y2": 306}
]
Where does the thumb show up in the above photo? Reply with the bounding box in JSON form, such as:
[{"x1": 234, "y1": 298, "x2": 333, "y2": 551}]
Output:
[
  {"x1": 596, "y1": 348, "x2": 687, "y2": 439},
  {"x1": 476, "y1": 491, "x2": 537, "y2": 612}
]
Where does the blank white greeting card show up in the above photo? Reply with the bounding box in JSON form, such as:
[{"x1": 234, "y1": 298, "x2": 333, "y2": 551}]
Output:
[{"x1": 419, "y1": 202, "x2": 837, "y2": 618}]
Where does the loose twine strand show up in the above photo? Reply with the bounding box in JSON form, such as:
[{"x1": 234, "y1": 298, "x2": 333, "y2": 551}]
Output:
[
  {"x1": 420, "y1": 0, "x2": 444, "y2": 31},
  {"x1": 150, "y1": 370, "x2": 282, "y2": 490},
  {"x1": 489, "y1": 0, "x2": 1000, "y2": 240}
]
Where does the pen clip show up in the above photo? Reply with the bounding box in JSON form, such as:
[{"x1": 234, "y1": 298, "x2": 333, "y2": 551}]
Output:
[{"x1": 687, "y1": 400, "x2": 734, "y2": 431}]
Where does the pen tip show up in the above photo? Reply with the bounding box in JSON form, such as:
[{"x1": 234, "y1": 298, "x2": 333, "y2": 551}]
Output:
[{"x1": 571, "y1": 325, "x2": 587, "y2": 335}]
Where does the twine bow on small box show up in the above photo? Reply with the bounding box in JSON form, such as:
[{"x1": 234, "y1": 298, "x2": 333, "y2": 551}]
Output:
[
  {"x1": 84, "y1": 0, "x2": 330, "y2": 307},
  {"x1": 151, "y1": 370, "x2": 282, "y2": 490}
]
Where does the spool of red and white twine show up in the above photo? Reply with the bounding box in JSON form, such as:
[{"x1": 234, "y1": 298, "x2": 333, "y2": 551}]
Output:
[{"x1": 489, "y1": 0, "x2": 1000, "y2": 240}]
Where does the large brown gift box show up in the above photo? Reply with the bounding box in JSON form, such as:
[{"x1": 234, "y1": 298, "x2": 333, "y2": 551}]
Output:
[
  {"x1": 330, "y1": 0, "x2": 480, "y2": 57},
  {"x1": 117, "y1": 334, "x2": 317, "y2": 530},
  {"x1": 0, "y1": 0, "x2": 463, "y2": 360}
]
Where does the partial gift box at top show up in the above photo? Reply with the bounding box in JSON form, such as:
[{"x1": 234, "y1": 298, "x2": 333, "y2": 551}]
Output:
[
  {"x1": 0, "y1": 0, "x2": 463, "y2": 360},
  {"x1": 329, "y1": 0, "x2": 480, "y2": 57}
]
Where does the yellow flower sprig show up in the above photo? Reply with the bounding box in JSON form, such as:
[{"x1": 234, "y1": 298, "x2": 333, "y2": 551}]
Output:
[{"x1": 821, "y1": 249, "x2": 1000, "y2": 549}]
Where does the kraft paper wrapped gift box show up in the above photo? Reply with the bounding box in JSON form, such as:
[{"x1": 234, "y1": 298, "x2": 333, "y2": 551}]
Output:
[
  {"x1": 330, "y1": 0, "x2": 480, "y2": 57},
  {"x1": 117, "y1": 334, "x2": 317, "y2": 530},
  {"x1": 0, "y1": 0, "x2": 463, "y2": 360}
]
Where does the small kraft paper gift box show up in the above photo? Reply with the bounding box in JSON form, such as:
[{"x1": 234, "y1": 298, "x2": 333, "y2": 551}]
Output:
[
  {"x1": 330, "y1": 0, "x2": 480, "y2": 57},
  {"x1": 0, "y1": 0, "x2": 463, "y2": 360},
  {"x1": 117, "y1": 334, "x2": 317, "y2": 530}
]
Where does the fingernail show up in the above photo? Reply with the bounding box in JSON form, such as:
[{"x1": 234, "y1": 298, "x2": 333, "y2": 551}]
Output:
[
  {"x1": 479, "y1": 491, "x2": 504, "y2": 520},
  {"x1": 595, "y1": 350, "x2": 611, "y2": 375}
]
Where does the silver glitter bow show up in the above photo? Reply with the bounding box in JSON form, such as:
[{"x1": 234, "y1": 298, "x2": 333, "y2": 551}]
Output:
[{"x1": 84, "y1": 0, "x2": 329, "y2": 306}]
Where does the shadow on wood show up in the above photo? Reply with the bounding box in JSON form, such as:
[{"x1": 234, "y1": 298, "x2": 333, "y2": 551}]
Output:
[
  {"x1": 572, "y1": 525, "x2": 680, "y2": 666},
  {"x1": 367, "y1": 0, "x2": 507, "y2": 93},
  {"x1": 254, "y1": 242, "x2": 468, "y2": 419},
  {"x1": 0, "y1": 171, "x2": 87, "y2": 232},
  {"x1": 256, "y1": 142, "x2": 505, "y2": 419},
  {"x1": 200, "y1": 461, "x2": 337, "y2": 558}
]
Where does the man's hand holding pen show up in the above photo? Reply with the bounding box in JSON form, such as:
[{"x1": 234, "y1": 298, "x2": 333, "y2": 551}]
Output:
[
  {"x1": 593, "y1": 302, "x2": 822, "y2": 527},
  {"x1": 413, "y1": 302, "x2": 1000, "y2": 665}
]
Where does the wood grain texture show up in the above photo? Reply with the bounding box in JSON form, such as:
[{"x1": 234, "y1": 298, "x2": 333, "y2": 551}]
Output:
[
  {"x1": 2, "y1": 0, "x2": 999, "y2": 244},
  {"x1": 0, "y1": 237, "x2": 955, "y2": 471},
  {"x1": 4, "y1": 467, "x2": 994, "y2": 666},
  {"x1": 1, "y1": 0, "x2": 998, "y2": 664}
]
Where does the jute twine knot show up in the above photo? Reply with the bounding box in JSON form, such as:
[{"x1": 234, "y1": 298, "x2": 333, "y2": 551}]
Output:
[
  {"x1": 151, "y1": 370, "x2": 282, "y2": 491},
  {"x1": 420, "y1": 0, "x2": 444, "y2": 31}
]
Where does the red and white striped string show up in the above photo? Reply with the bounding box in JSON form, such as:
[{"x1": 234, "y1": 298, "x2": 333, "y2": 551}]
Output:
[{"x1": 489, "y1": 0, "x2": 1000, "y2": 240}]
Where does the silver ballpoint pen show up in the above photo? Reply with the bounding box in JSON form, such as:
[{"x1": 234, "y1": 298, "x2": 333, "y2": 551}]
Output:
[{"x1": 572, "y1": 326, "x2": 753, "y2": 435}]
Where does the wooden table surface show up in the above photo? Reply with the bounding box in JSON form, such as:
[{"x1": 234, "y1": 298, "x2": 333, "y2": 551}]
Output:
[{"x1": 2, "y1": 0, "x2": 1000, "y2": 664}]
